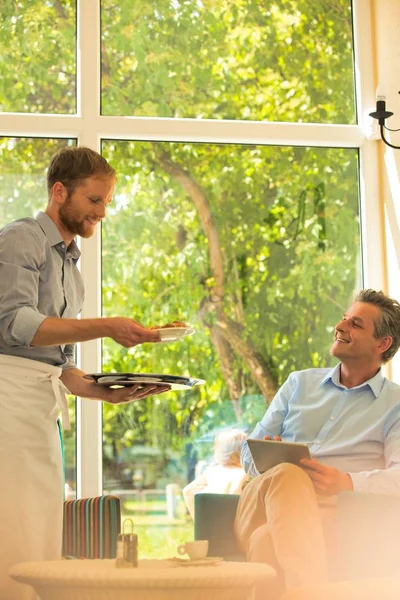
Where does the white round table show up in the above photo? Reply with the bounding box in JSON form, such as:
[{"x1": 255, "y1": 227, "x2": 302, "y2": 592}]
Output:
[{"x1": 9, "y1": 558, "x2": 276, "y2": 600}]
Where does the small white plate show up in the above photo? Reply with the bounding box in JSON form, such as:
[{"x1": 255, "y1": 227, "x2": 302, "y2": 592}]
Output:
[
  {"x1": 99, "y1": 380, "x2": 194, "y2": 391},
  {"x1": 84, "y1": 373, "x2": 205, "y2": 391},
  {"x1": 175, "y1": 557, "x2": 224, "y2": 567},
  {"x1": 97, "y1": 376, "x2": 164, "y2": 384},
  {"x1": 155, "y1": 327, "x2": 195, "y2": 342}
]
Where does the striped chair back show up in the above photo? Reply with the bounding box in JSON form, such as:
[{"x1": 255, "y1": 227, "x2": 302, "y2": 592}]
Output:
[{"x1": 62, "y1": 495, "x2": 121, "y2": 558}]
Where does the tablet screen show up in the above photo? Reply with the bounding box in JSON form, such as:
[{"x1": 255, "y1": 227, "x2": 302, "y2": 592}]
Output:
[{"x1": 247, "y1": 438, "x2": 311, "y2": 473}]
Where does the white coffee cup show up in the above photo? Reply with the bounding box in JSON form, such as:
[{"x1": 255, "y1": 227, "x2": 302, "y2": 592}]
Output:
[{"x1": 177, "y1": 540, "x2": 209, "y2": 560}]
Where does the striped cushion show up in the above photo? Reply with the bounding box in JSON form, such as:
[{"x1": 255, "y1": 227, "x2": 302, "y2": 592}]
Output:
[{"x1": 62, "y1": 495, "x2": 121, "y2": 558}]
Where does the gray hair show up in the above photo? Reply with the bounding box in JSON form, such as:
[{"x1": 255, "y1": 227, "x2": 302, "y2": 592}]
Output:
[
  {"x1": 214, "y1": 428, "x2": 247, "y2": 466},
  {"x1": 355, "y1": 289, "x2": 400, "y2": 363}
]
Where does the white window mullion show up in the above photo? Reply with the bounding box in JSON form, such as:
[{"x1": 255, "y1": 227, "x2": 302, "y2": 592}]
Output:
[
  {"x1": 0, "y1": 113, "x2": 364, "y2": 147},
  {"x1": 352, "y1": 0, "x2": 386, "y2": 292},
  {"x1": 76, "y1": 0, "x2": 103, "y2": 499}
]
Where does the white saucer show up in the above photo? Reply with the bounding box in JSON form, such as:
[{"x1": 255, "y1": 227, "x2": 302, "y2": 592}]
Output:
[
  {"x1": 172, "y1": 557, "x2": 223, "y2": 567},
  {"x1": 155, "y1": 327, "x2": 195, "y2": 342}
]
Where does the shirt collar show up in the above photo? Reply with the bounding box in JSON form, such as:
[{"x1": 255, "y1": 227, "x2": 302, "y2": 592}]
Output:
[
  {"x1": 35, "y1": 211, "x2": 81, "y2": 260},
  {"x1": 321, "y1": 362, "x2": 385, "y2": 398}
]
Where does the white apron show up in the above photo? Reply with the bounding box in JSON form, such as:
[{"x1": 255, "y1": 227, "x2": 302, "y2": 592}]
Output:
[{"x1": 0, "y1": 355, "x2": 70, "y2": 600}]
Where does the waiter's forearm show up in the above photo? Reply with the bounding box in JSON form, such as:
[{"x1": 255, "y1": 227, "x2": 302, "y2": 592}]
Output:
[
  {"x1": 30, "y1": 317, "x2": 113, "y2": 347},
  {"x1": 60, "y1": 368, "x2": 112, "y2": 401}
]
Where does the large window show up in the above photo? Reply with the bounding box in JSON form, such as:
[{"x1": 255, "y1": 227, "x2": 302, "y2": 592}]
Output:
[
  {"x1": 100, "y1": 139, "x2": 360, "y2": 554},
  {"x1": 0, "y1": 0, "x2": 385, "y2": 559},
  {"x1": 101, "y1": 0, "x2": 356, "y2": 123}
]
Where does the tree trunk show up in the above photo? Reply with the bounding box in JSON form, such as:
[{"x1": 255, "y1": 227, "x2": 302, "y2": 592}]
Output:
[
  {"x1": 154, "y1": 147, "x2": 278, "y2": 403},
  {"x1": 209, "y1": 326, "x2": 243, "y2": 420},
  {"x1": 155, "y1": 148, "x2": 224, "y2": 307},
  {"x1": 213, "y1": 308, "x2": 278, "y2": 400}
]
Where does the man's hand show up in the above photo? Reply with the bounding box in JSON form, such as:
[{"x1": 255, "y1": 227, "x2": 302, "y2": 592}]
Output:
[
  {"x1": 300, "y1": 458, "x2": 353, "y2": 496},
  {"x1": 108, "y1": 317, "x2": 161, "y2": 348},
  {"x1": 264, "y1": 435, "x2": 282, "y2": 441},
  {"x1": 104, "y1": 383, "x2": 171, "y2": 405}
]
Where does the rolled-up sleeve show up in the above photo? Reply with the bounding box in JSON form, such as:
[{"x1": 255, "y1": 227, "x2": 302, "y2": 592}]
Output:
[{"x1": 0, "y1": 226, "x2": 48, "y2": 346}]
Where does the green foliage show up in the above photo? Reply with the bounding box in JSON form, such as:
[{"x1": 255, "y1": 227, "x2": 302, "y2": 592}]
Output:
[
  {"x1": 0, "y1": 2, "x2": 360, "y2": 518},
  {"x1": 134, "y1": 522, "x2": 193, "y2": 560},
  {"x1": 101, "y1": 0, "x2": 355, "y2": 123},
  {"x1": 0, "y1": 138, "x2": 75, "y2": 225},
  {"x1": 0, "y1": 1, "x2": 76, "y2": 113},
  {"x1": 100, "y1": 140, "x2": 360, "y2": 461}
]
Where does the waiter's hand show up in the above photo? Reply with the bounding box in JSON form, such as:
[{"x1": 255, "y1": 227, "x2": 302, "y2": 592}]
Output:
[
  {"x1": 108, "y1": 318, "x2": 161, "y2": 348},
  {"x1": 104, "y1": 383, "x2": 171, "y2": 405},
  {"x1": 60, "y1": 369, "x2": 170, "y2": 403},
  {"x1": 300, "y1": 458, "x2": 353, "y2": 496}
]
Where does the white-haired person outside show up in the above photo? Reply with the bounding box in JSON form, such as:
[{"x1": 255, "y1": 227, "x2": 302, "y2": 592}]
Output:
[{"x1": 183, "y1": 428, "x2": 249, "y2": 519}]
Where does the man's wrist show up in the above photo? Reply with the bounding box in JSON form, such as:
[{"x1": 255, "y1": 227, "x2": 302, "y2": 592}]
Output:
[
  {"x1": 77, "y1": 317, "x2": 114, "y2": 340},
  {"x1": 94, "y1": 317, "x2": 114, "y2": 339},
  {"x1": 82, "y1": 380, "x2": 111, "y2": 401}
]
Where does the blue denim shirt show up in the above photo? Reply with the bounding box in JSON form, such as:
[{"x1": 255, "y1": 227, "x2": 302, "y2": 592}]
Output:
[
  {"x1": 242, "y1": 364, "x2": 400, "y2": 495},
  {"x1": 0, "y1": 211, "x2": 84, "y2": 369}
]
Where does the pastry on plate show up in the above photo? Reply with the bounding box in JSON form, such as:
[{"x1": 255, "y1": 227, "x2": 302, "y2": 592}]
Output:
[{"x1": 150, "y1": 320, "x2": 188, "y2": 329}]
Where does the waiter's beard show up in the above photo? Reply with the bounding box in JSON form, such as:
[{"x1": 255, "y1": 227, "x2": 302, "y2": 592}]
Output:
[{"x1": 59, "y1": 194, "x2": 96, "y2": 238}]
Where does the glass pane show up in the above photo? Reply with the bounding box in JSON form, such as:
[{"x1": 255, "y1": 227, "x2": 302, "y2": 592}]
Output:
[
  {"x1": 101, "y1": 140, "x2": 360, "y2": 556},
  {"x1": 0, "y1": 137, "x2": 77, "y2": 499},
  {"x1": 0, "y1": 1, "x2": 77, "y2": 114},
  {"x1": 101, "y1": 0, "x2": 356, "y2": 123}
]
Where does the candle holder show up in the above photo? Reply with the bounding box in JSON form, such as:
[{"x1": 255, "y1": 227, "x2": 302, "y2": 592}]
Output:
[{"x1": 369, "y1": 89, "x2": 400, "y2": 150}]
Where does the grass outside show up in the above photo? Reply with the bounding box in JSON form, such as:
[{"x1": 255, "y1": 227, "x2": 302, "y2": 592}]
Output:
[{"x1": 120, "y1": 497, "x2": 194, "y2": 559}]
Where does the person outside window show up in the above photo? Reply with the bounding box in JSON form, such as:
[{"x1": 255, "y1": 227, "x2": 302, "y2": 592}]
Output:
[{"x1": 183, "y1": 428, "x2": 249, "y2": 519}]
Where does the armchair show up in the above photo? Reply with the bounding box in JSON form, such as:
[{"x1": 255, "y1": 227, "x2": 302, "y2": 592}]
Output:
[
  {"x1": 194, "y1": 493, "x2": 243, "y2": 560},
  {"x1": 194, "y1": 491, "x2": 400, "y2": 580}
]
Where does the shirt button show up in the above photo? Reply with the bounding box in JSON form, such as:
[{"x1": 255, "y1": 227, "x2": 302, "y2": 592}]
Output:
[
  {"x1": 315, "y1": 440, "x2": 321, "y2": 444},
  {"x1": 330, "y1": 416, "x2": 335, "y2": 420}
]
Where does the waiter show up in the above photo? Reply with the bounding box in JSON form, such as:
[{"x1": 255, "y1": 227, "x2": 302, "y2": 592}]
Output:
[{"x1": 0, "y1": 146, "x2": 169, "y2": 600}]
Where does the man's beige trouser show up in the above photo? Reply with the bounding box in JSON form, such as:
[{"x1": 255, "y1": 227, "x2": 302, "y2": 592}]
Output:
[{"x1": 234, "y1": 463, "x2": 337, "y2": 594}]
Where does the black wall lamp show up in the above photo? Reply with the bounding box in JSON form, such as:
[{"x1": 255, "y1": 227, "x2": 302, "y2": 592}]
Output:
[{"x1": 369, "y1": 87, "x2": 400, "y2": 150}]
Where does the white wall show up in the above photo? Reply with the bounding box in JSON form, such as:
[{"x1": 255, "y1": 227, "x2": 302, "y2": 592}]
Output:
[{"x1": 372, "y1": 0, "x2": 400, "y2": 381}]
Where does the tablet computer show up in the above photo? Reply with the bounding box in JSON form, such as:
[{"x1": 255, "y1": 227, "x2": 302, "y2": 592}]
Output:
[{"x1": 247, "y1": 438, "x2": 311, "y2": 473}]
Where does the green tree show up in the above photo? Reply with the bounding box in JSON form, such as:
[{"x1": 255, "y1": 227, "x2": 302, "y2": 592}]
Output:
[
  {"x1": 101, "y1": 0, "x2": 355, "y2": 123},
  {"x1": 0, "y1": 1, "x2": 76, "y2": 113},
  {"x1": 0, "y1": 1, "x2": 360, "y2": 480},
  {"x1": 101, "y1": 140, "x2": 360, "y2": 458}
]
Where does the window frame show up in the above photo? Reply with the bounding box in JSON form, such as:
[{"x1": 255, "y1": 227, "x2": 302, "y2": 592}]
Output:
[{"x1": 0, "y1": 0, "x2": 384, "y2": 497}]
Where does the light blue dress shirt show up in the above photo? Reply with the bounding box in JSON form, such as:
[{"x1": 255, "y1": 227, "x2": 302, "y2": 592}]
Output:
[
  {"x1": 241, "y1": 364, "x2": 400, "y2": 495},
  {"x1": 0, "y1": 212, "x2": 84, "y2": 369}
]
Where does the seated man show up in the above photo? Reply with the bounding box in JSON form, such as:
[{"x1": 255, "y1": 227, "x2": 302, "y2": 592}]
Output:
[{"x1": 234, "y1": 289, "x2": 400, "y2": 594}]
